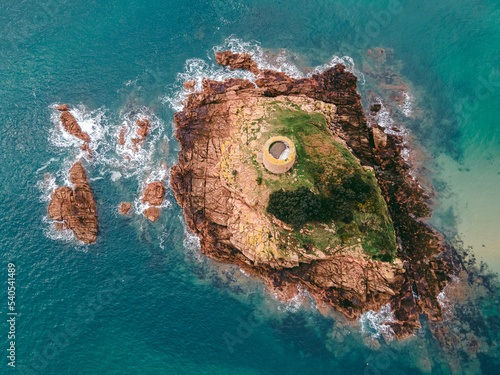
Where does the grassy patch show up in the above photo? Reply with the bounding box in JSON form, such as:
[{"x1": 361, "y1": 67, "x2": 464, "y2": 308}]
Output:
[{"x1": 231, "y1": 102, "x2": 397, "y2": 261}]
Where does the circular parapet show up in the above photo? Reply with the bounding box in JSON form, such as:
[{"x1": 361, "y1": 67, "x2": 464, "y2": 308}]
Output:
[{"x1": 263, "y1": 136, "x2": 296, "y2": 174}]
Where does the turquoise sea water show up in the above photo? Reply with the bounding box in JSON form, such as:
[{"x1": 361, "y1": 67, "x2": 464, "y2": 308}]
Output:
[{"x1": 1, "y1": 0, "x2": 499, "y2": 374}]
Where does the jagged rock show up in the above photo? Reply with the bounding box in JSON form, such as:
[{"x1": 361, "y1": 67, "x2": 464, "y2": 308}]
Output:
[
  {"x1": 183, "y1": 80, "x2": 196, "y2": 91},
  {"x1": 142, "y1": 181, "x2": 166, "y2": 206},
  {"x1": 141, "y1": 181, "x2": 165, "y2": 221},
  {"x1": 144, "y1": 207, "x2": 159, "y2": 222},
  {"x1": 372, "y1": 126, "x2": 387, "y2": 150},
  {"x1": 215, "y1": 51, "x2": 260, "y2": 75},
  {"x1": 170, "y1": 52, "x2": 455, "y2": 338},
  {"x1": 47, "y1": 161, "x2": 98, "y2": 244},
  {"x1": 131, "y1": 118, "x2": 150, "y2": 152},
  {"x1": 118, "y1": 202, "x2": 132, "y2": 215},
  {"x1": 57, "y1": 105, "x2": 92, "y2": 158},
  {"x1": 59, "y1": 110, "x2": 90, "y2": 143}
]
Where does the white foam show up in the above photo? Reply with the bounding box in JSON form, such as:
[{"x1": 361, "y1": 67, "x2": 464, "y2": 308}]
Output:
[
  {"x1": 273, "y1": 284, "x2": 313, "y2": 313},
  {"x1": 310, "y1": 55, "x2": 365, "y2": 84},
  {"x1": 437, "y1": 275, "x2": 459, "y2": 321},
  {"x1": 399, "y1": 90, "x2": 414, "y2": 117},
  {"x1": 162, "y1": 56, "x2": 255, "y2": 113},
  {"x1": 373, "y1": 99, "x2": 395, "y2": 133},
  {"x1": 133, "y1": 164, "x2": 172, "y2": 216},
  {"x1": 162, "y1": 36, "x2": 360, "y2": 112},
  {"x1": 214, "y1": 36, "x2": 304, "y2": 78},
  {"x1": 359, "y1": 303, "x2": 395, "y2": 340},
  {"x1": 371, "y1": 98, "x2": 414, "y2": 168},
  {"x1": 41, "y1": 215, "x2": 88, "y2": 251},
  {"x1": 110, "y1": 171, "x2": 122, "y2": 181},
  {"x1": 36, "y1": 174, "x2": 58, "y2": 202},
  {"x1": 239, "y1": 268, "x2": 250, "y2": 277},
  {"x1": 178, "y1": 214, "x2": 202, "y2": 261},
  {"x1": 36, "y1": 157, "x2": 59, "y2": 173},
  {"x1": 158, "y1": 223, "x2": 169, "y2": 251},
  {"x1": 44, "y1": 102, "x2": 173, "y2": 243},
  {"x1": 48, "y1": 104, "x2": 108, "y2": 162}
]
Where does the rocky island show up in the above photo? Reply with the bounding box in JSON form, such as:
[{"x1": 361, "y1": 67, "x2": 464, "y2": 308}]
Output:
[
  {"x1": 48, "y1": 161, "x2": 98, "y2": 244},
  {"x1": 171, "y1": 51, "x2": 456, "y2": 338}
]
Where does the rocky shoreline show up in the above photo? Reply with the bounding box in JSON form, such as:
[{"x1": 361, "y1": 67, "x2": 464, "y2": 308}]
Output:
[{"x1": 170, "y1": 51, "x2": 458, "y2": 338}]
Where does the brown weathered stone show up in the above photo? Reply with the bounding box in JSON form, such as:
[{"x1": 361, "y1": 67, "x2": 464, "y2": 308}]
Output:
[
  {"x1": 60, "y1": 110, "x2": 90, "y2": 143},
  {"x1": 144, "y1": 207, "x2": 159, "y2": 222},
  {"x1": 118, "y1": 126, "x2": 127, "y2": 146},
  {"x1": 141, "y1": 181, "x2": 166, "y2": 206},
  {"x1": 215, "y1": 51, "x2": 260, "y2": 75},
  {"x1": 170, "y1": 52, "x2": 456, "y2": 339},
  {"x1": 57, "y1": 105, "x2": 92, "y2": 158},
  {"x1": 48, "y1": 161, "x2": 98, "y2": 244},
  {"x1": 130, "y1": 118, "x2": 151, "y2": 152},
  {"x1": 118, "y1": 202, "x2": 132, "y2": 215},
  {"x1": 372, "y1": 125, "x2": 387, "y2": 150},
  {"x1": 183, "y1": 80, "x2": 196, "y2": 91}
]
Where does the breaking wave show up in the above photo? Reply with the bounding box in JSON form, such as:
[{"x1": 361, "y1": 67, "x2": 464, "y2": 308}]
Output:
[
  {"x1": 399, "y1": 90, "x2": 414, "y2": 117},
  {"x1": 162, "y1": 36, "x2": 362, "y2": 112},
  {"x1": 42, "y1": 101, "x2": 172, "y2": 243},
  {"x1": 359, "y1": 303, "x2": 396, "y2": 340}
]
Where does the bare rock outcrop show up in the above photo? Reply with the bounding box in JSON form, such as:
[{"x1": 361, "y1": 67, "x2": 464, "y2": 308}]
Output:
[
  {"x1": 143, "y1": 207, "x2": 160, "y2": 222},
  {"x1": 215, "y1": 51, "x2": 260, "y2": 75},
  {"x1": 170, "y1": 52, "x2": 456, "y2": 338},
  {"x1": 118, "y1": 202, "x2": 132, "y2": 215},
  {"x1": 142, "y1": 181, "x2": 166, "y2": 206},
  {"x1": 56, "y1": 105, "x2": 92, "y2": 158},
  {"x1": 131, "y1": 118, "x2": 150, "y2": 152},
  {"x1": 141, "y1": 181, "x2": 165, "y2": 221},
  {"x1": 48, "y1": 161, "x2": 98, "y2": 244},
  {"x1": 372, "y1": 125, "x2": 387, "y2": 150}
]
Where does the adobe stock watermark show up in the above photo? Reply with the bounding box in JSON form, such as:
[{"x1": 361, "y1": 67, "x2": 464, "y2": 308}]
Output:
[
  {"x1": 1, "y1": 0, "x2": 67, "y2": 53},
  {"x1": 16, "y1": 271, "x2": 131, "y2": 375},
  {"x1": 338, "y1": 0, "x2": 405, "y2": 57},
  {"x1": 223, "y1": 311, "x2": 265, "y2": 354}
]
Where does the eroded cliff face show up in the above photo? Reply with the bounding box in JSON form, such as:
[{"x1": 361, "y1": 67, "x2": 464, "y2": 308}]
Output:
[
  {"x1": 171, "y1": 52, "x2": 455, "y2": 338},
  {"x1": 48, "y1": 161, "x2": 98, "y2": 244}
]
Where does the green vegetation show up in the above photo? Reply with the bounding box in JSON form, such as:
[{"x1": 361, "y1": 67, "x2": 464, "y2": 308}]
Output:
[
  {"x1": 267, "y1": 186, "x2": 321, "y2": 229},
  {"x1": 233, "y1": 100, "x2": 397, "y2": 261}
]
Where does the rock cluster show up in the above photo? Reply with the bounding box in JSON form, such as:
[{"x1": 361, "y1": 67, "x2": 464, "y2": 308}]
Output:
[
  {"x1": 131, "y1": 119, "x2": 150, "y2": 152},
  {"x1": 48, "y1": 161, "x2": 98, "y2": 244},
  {"x1": 56, "y1": 105, "x2": 92, "y2": 158},
  {"x1": 141, "y1": 181, "x2": 166, "y2": 222},
  {"x1": 119, "y1": 118, "x2": 151, "y2": 153},
  {"x1": 171, "y1": 51, "x2": 456, "y2": 338},
  {"x1": 215, "y1": 51, "x2": 260, "y2": 75}
]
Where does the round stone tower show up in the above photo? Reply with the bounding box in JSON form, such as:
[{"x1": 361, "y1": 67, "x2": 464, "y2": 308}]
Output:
[{"x1": 263, "y1": 136, "x2": 296, "y2": 174}]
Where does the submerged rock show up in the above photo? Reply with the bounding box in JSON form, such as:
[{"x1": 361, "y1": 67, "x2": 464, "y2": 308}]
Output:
[{"x1": 48, "y1": 161, "x2": 98, "y2": 244}]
